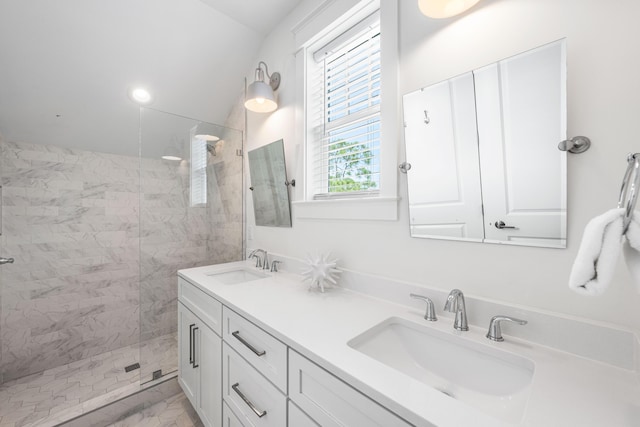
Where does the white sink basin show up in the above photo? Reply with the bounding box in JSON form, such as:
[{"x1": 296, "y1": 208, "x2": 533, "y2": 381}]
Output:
[
  {"x1": 347, "y1": 317, "x2": 535, "y2": 423},
  {"x1": 206, "y1": 268, "x2": 268, "y2": 285}
]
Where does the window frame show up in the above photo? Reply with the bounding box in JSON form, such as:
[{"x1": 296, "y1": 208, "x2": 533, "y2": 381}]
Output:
[
  {"x1": 292, "y1": 0, "x2": 399, "y2": 221},
  {"x1": 190, "y1": 131, "x2": 208, "y2": 208}
]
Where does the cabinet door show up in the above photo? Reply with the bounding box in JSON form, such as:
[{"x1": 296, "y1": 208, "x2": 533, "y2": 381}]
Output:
[
  {"x1": 288, "y1": 350, "x2": 413, "y2": 427},
  {"x1": 198, "y1": 322, "x2": 222, "y2": 427},
  {"x1": 288, "y1": 401, "x2": 320, "y2": 427},
  {"x1": 223, "y1": 402, "x2": 246, "y2": 427},
  {"x1": 178, "y1": 302, "x2": 199, "y2": 407}
]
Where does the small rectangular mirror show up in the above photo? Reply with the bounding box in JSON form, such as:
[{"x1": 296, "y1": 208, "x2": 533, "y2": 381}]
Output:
[
  {"x1": 402, "y1": 40, "x2": 567, "y2": 248},
  {"x1": 248, "y1": 139, "x2": 292, "y2": 227}
]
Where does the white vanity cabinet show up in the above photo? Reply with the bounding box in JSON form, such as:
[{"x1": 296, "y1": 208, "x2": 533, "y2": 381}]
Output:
[
  {"x1": 288, "y1": 402, "x2": 319, "y2": 427},
  {"x1": 222, "y1": 343, "x2": 287, "y2": 427},
  {"x1": 222, "y1": 307, "x2": 287, "y2": 392},
  {"x1": 179, "y1": 276, "x2": 413, "y2": 427},
  {"x1": 288, "y1": 350, "x2": 412, "y2": 427},
  {"x1": 178, "y1": 279, "x2": 223, "y2": 427}
]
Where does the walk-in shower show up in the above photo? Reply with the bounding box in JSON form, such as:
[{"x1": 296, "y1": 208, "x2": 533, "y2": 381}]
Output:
[{"x1": 0, "y1": 108, "x2": 243, "y2": 426}]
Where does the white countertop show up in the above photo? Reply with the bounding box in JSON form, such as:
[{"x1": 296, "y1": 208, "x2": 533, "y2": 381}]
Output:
[{"x1": 179, "y1": 261, "x2": 640, "y2": 427}]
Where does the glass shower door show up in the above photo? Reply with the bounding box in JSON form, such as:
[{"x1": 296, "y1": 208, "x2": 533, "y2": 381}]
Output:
[{"x1": 139, "y1": 108, "x2": 243, "y2": 384}]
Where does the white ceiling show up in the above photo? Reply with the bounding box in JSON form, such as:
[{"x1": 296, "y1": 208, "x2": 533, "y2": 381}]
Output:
[
  {"x1": 0, "y1": 0, "x2": 302, "y2": 157},
  {"x1": 198, "y1": 0, "x2": 302, "y2": 35}
]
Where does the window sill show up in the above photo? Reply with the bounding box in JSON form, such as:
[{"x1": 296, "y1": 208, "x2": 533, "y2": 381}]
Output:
[{"x1": 292, "y1": 197, "x2": 399, "y2": 221}]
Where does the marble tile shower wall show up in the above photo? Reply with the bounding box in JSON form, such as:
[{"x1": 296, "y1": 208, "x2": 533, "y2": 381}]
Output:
[
  {"x1": 138, "y1": 150, "x2": 243, "y2": 343},
  {"x1": 1, "y1": 140, "x2": 141, "y2": 382},
  {"x1": 1, "y1": 139, "x2": 243, "y2": 382}
]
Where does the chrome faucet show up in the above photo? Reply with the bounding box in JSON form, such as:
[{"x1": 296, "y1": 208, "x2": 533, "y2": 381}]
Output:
[
  {"x1": 248, "y1": 249, "x2": 269, "y2": 270},
  {"x1": 444, "y1": 289, "x2": 468, "y2": 331}
]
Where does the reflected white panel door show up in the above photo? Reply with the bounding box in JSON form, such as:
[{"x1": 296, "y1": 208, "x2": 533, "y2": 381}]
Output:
[
  {"x1": 403, "y1": 72, "x2": 484, "y2": 240},
  {"x1": 474, "y1": 40, "x2": 567, "y2": 247}
]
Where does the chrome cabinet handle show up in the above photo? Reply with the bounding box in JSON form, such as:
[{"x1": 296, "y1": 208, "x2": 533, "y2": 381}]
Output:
[
  {"x1": 188, "y1": 324, "x2": 195, "y2": 365},
  {"x1": 232, "y1": 331, "x2": 266, "y2": 357},
  {"x1": 0, "y1": 257, "x2": 14, "y2": 264},
  {"x1": 232, "y1": 383, "x2": 267, "y2": 418},
  {"x1": 192, "y1": 327, "x2": 199, "y2": 368},
  {"x1": 192, "y1": 325, "x2": 199, "y2": 368},
  {"x1": 486, "y1": 315, "x2": 527, "y2": 342},
  {"x1": 410, "y1": 293, "x2": 437, "y2": 321},
  {"x1": 494, "y1": 221, "x2": 516, "y2": 229}
]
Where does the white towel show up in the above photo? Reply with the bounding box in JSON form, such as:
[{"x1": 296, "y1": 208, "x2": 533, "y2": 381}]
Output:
[{"x1": 569, "y1": 208, "x2": 625, "y2": 296}]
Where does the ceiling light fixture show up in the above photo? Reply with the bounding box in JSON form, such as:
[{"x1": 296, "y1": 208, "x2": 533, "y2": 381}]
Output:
[
  {"x1": 418, "y1": 0, "x2": 481, "y2": 19},
  {"x1": 161, "y1": 138, "x2": 182, "y2": 161},
  {"x1": 128, "y1": 87, "x2": 154, "y2": 105},
  {"x1": 244, "y1": 61, "x2": 281, "y2": 113},
  {"x1": 195, "y1": 134, "x2": 220, "y2": 142}
]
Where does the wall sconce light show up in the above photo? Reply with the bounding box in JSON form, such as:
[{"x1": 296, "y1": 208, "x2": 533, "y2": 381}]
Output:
[
  {"x1": 245, "y1": 61, "x2": 281, "y2": 113},
  {"x1": 418, "y1": 0, "x2": 481, "y2": 19}
]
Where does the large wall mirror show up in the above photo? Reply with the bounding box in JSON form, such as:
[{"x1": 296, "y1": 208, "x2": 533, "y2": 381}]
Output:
[
  {"x1": 248, "y1": 139, "x2": 292, "y2": 227},
  {"x1": 402, "y1": 39, "x2": 567, "y2": 248}
]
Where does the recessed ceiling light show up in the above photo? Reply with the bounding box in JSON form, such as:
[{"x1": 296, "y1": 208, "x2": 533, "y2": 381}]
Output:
[{"x1": 128, "y1": 87, "x2": 154, "y2": 105}]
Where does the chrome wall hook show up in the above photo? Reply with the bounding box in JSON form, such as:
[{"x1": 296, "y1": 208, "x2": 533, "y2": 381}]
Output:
[
  {"x1": 558, "y1": 136, "x2": 591, "y2": 153},
  {"x1": 399, "y1": 162, "x2": 412, "y2": 174}
]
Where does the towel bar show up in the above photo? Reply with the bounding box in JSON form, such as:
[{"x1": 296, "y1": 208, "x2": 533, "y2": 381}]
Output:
[{"x1": 618, "y1": 153, "x2": 640, "y2": 233}]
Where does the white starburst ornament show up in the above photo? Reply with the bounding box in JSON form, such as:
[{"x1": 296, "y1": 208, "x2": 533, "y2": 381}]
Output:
[{"x1": 301, "y1": 252, "x2": 341, "y2": 293}]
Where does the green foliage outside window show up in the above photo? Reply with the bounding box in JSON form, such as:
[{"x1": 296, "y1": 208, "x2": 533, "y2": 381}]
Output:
[{"x1": 327, "y1": 140, "x2": 377, "y2": 192}]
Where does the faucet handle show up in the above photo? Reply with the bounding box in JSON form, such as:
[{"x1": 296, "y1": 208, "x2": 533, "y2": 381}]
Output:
[
  {"x1": 250, "y1": 253, "x2": 262, "y2": 268},
  {"x1": 270, "y1": 260, "x2": 282, "y2": 272},
  {"x1": 410, "y1": 294, "x2": 437, "y2": 321},
  {"x1": 486, "y1": 315, "x2": 527, "y2": 342}
]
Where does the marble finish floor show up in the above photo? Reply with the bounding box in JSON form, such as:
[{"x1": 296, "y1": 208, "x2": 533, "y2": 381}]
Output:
[
  {"x1": 106, "y1": 392, "x2": 202, "y2": 427},
  {"x1": 0, "y1": 333, "x2": 177, "y2": 427}
]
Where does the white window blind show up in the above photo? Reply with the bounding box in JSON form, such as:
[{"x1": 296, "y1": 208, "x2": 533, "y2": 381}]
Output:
[
  {"x1": 309, "y1": 11, "x2": 381, "y2": 198},
  {"x1": 190, "y1": 138, "x2": 207, "y2": 207}
]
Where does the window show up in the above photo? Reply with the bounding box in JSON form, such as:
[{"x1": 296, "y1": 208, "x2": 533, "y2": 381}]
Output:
[
  {"x1": 190, "y1": 137, "x2": 207, "y2": 207},
  {"x1": 293, "y1": 0, "x2": 398, "y2": 220},
  {"x1": 308, "y1": 11, "x2": 381, "y2": 199}
]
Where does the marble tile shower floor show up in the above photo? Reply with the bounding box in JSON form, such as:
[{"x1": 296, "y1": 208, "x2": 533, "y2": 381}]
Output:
[{"x1": 0, "y1": 333, "x2": 177, "y2": 427}]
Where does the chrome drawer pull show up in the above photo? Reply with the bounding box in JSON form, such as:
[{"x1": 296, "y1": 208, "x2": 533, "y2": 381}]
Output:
[
  {"x1": 232, "y1": 382, "x2": 267, "y2": 418},
  {"x1": 232, "y1": 331, "x2": 266, "y2": 357}
]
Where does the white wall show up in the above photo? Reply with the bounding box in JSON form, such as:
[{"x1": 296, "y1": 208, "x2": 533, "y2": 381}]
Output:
[{"x1": 244, "y1": 0, "x2": 640, "y2": 332}]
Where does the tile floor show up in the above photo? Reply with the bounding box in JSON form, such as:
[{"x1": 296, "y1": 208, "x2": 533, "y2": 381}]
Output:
[
  {"x1": 0, "y1": 333, "x2": 177, "y2": 427},
  {"x1": 105, "y1": 392, "x2": 202, "y2": 427}
]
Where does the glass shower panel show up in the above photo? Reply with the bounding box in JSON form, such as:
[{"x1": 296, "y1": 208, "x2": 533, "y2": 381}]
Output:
[{"x1": 139, "y1": 108, "x2": 243, "y2": 384}]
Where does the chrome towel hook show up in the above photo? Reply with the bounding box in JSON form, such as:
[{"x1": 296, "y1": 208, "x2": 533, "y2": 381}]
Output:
[
  {"x1": 558, "y1": 136, "x2": 591, "y2": 153},
  {"x1": 618, "y1": 153, "x2": 640, "y2": 233}
]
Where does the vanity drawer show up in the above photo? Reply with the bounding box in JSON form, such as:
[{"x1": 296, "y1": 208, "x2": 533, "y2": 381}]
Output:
[
  {"x1": 223, "y1": 307, "x2": 287, "y2": 392},
  {"x1": 288, "y1": 350, "x2": 412, "y2": 427},
  {"x1": 223, "y1": 401, "x2": 245, "y2": 427},
  {"x1": 179, "y1": 278, "x2": 222, "y2": 335},
  {"x1": 223, "y1": 343, "x2": 286, "y2": 427},
  {"x1": 288, "y1": 401, "x2": 320, "y2": 427}
]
